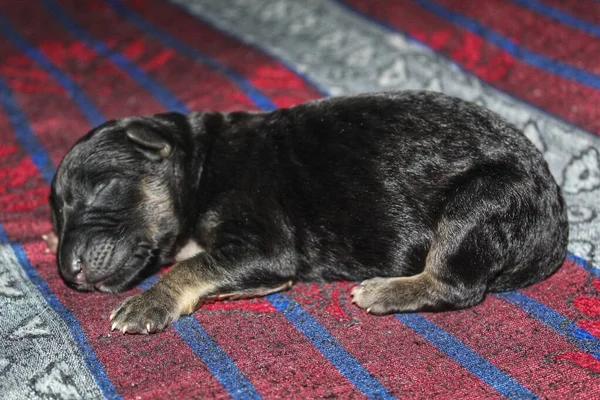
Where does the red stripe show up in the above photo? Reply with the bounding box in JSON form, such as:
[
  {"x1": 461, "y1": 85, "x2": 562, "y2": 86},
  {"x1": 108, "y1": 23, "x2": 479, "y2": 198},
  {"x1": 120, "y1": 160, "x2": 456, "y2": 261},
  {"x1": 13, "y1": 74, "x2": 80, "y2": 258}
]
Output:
[
  {"x1": 0, "y1": 144, "x2": 18, "y2": 158},
  {"x1": 344, "y1": 0, "x2": 600, "y2": 135},
  {"x1": 0, "y1": 31, "x2": 84, "y2": 220},
  {"x1": 0, "y1": 0, "x2": 167, "y2": 120},
  {"x1": 122, "y1": 0, "x2": 324, "y2": 108},
  {"x1": 521, "y1": 259, "x2": 595, "y2": 320},
  {"x1": 437, "y1": 0, "x2": 600, "y2": 74},
  {"x1": 426, "y1": 300, "x2": 600, "y2": 397},
  {"x1": 285, "y1": 282, "x2": 503, "y2": 398},
  {"x1": 520, "y1": 260, "x2": 600, "y2": 376},
  {"x1": 573, "y1": 277, "x2": 600, "y2": 318},
  {"x1": 196, "y1": 299, "x2": 367, "y2": 398},
  {"x1": 0, "y1": 154, "x2": 48, "y2": 221},
  {"x1": 0, "y1": 36, "x2": 90, "y2": 167},
  {"x1": 425, "y1": 259, "x2": 600, "y2": 397},
  {"x1": 542, "y1": 0, "x2": 600, "y2": 25},
  {"x1": 57, "y1": 0, "x2": 257, "y2": 113}
]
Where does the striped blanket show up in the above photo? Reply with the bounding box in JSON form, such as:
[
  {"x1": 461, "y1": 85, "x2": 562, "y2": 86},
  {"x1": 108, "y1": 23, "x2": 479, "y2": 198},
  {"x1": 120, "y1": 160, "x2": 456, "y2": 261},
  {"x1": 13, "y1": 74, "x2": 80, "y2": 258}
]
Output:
[{"x1": 1, "y1": 0, "x2": 599, "y2": 398}]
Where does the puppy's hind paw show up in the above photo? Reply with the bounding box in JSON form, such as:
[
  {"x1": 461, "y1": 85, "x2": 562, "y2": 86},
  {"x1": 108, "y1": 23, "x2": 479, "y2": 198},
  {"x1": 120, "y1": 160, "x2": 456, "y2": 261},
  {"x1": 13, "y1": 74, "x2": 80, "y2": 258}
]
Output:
[
  {"x1": 351, "y1": 274, "x2": 452, "y2": 315},
  {"x1": 351, "y1": 277, "x2": 398, "y2": 315}
]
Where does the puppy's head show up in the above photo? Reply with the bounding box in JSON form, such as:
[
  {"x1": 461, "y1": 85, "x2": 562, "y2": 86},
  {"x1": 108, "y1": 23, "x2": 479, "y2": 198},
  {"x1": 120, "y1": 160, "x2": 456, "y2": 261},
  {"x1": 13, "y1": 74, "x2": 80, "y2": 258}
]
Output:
[{"x1": 50, "y1": 112, "x2": 199, "y2": 292}]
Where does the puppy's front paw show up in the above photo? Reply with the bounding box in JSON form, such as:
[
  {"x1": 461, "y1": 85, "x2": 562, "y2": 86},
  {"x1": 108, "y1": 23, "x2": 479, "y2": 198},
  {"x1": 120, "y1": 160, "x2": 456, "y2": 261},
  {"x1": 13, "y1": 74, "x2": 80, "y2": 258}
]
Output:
[{"x1": 110, "y1": 289, "x2": 178, "y2": 334}]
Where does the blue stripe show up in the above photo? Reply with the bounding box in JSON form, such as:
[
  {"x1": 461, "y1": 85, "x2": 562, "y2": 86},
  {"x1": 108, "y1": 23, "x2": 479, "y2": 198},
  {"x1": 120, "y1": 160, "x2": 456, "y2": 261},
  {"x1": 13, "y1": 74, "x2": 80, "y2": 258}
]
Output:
[
  {"x1": 396, "y1": 314, "x2": 538, "y2": 399},
  {"x1": 496, "y1": 291, "x2": 600, "y2": 360},
  {"x1": 0, "y1": 225, "x2": 120, "y2": 399},
  {"x1": 566, "y1": 252, "x2": 600, "y2": 277},
  {"x1": 413, "y1": 0, "x2": 600, "y2": 90},
  {"x1": 138, "y1": 277, "x2": 262, "y2": 400},
  {"x1": 172, "y1": 320, "x2": 262, "y2": 400},
  {"x1": 0, "y1": 14, "x2": 104, "y2": 126},
  {"x1": 39, "y1": 0, "x2": 189, "y2": 114},
  {"x1": 266, "y1": 293, "x2": 396, "y2": 400},
  {"x1": 510, "y1": 0, "x2": 600, "y2": 38},
  {"x1": 105, "y1": 0, "x2": 277, "y2": 111},
  {"x1": 0, "y1": 78, "x2": 54, "y2": 183}
]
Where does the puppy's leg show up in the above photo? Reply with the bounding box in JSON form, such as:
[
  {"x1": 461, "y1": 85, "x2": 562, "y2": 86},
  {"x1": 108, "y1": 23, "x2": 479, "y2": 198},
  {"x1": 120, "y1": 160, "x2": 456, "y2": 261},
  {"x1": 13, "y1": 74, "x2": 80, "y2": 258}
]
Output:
[
  {"x1": 206, "y1": 281, "x2": 293, "y2": 302},
  {"x1": 352, "y1": 173, "x2": 525, "y2": 314},
  {"x1": 110, "y1": 251, "x2": 294, "y2": 334}
]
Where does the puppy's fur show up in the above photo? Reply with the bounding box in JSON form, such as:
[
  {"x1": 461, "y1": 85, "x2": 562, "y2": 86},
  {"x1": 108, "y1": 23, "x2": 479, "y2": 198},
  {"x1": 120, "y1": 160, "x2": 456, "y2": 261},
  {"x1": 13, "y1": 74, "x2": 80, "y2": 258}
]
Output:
[{"x1": 47, "y1": 91, "x2": 568, "y2": 334}]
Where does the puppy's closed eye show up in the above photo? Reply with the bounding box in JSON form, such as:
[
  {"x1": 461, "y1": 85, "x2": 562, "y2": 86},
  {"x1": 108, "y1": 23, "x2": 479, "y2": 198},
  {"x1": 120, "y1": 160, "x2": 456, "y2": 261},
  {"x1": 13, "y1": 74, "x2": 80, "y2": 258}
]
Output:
[{"x1": 87, "y1": 179, "x2": 118, "y2": 205}]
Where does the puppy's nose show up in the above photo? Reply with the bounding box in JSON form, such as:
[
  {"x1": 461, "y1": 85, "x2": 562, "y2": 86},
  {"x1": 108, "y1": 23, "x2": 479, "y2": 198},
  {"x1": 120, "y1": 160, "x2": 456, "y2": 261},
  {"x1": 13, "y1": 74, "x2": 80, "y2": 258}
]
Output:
[{"x1": 62, "y1": 256, "x2": 87, "y2": 285}]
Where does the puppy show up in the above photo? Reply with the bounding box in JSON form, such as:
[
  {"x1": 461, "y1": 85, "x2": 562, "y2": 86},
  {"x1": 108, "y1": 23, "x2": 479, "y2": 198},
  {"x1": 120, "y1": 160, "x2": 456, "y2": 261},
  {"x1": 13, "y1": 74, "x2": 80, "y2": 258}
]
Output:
[{"x1": 44, "y1": 91, "x2": 568, "y2": 334}]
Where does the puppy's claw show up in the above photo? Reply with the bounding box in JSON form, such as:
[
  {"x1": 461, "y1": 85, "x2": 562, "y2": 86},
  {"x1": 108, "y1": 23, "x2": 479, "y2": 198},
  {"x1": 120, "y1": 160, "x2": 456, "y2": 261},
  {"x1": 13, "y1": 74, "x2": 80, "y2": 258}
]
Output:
[
  {"x1": 366, "y1": 308, "x2": 372, "y2": 313},
  {"x1": 111, "y1": 322, "x2": 117, "y2": 331},
  {"x1": 121, "y1": 325, "x2": 128, "y2": 334},
  {"x1": 41, "y1": 234, "x2": 48, "y2": 240}
]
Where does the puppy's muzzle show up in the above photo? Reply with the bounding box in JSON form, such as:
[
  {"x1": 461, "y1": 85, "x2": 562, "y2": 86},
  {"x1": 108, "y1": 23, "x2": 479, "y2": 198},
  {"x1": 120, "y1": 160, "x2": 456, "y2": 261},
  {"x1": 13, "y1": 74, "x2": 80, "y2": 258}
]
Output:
[{"x1": 58, "y1": 235, "x2": 115, "y2": 290}]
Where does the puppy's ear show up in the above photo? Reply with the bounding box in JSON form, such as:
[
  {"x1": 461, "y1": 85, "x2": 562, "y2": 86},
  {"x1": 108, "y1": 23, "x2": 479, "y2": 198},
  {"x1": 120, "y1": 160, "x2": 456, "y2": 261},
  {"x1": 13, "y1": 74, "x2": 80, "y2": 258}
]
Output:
[{"x1": 126, "y1": 122, "x2": 172, "y2": 160}]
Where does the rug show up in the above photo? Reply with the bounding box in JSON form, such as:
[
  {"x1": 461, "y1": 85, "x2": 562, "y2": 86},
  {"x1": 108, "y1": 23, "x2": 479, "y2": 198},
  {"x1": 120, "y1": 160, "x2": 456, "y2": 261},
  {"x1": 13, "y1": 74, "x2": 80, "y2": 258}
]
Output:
[{"x1": 1, "y1": 0, "x2": 599, "y2": 398}]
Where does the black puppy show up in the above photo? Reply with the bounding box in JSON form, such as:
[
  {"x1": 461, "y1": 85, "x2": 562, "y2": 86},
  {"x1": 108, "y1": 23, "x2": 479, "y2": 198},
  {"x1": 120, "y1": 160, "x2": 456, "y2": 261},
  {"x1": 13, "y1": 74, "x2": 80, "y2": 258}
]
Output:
[{"x1": 45, "y1": 91, "x2": 568, "y2": 334}]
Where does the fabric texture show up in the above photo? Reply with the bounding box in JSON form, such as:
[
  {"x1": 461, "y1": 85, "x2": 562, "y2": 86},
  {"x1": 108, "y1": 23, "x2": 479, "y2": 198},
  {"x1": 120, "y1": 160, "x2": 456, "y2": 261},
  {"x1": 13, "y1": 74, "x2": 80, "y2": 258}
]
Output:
[{"x1": 0, "y1": 0, "x2": 599, "y2": 398}]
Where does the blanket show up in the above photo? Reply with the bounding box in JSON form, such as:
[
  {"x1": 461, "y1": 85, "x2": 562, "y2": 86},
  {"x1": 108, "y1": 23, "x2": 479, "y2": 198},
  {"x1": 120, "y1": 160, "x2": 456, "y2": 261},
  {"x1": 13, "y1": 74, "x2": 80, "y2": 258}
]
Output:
[{"x1": 1, "y1": 0, "x2": 599, "y2": 398}]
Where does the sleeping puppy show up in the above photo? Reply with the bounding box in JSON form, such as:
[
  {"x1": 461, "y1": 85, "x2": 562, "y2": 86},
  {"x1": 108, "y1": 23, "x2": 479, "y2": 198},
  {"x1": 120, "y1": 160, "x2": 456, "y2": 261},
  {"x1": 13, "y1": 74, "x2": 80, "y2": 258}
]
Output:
[{"x1": 44, "y1": 91, "x2": 568, "y2": 334}]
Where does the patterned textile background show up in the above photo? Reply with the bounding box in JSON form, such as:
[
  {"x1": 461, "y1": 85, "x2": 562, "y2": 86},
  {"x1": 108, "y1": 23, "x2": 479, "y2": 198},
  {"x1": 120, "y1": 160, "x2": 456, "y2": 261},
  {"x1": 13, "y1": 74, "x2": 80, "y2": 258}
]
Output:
[{"x1": 1, "y1": 0, "x2": 600, "y2": 398}]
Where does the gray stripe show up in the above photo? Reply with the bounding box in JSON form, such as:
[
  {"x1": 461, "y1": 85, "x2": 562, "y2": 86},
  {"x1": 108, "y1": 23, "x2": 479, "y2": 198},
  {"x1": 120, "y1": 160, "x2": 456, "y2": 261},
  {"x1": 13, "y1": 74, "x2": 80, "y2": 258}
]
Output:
[
  {"x1": 173, "y1": 0, "x2": 600, "y2": 268},
  {"x1": 0, "y1": 244, "x2": 103, "y2": 400}
]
